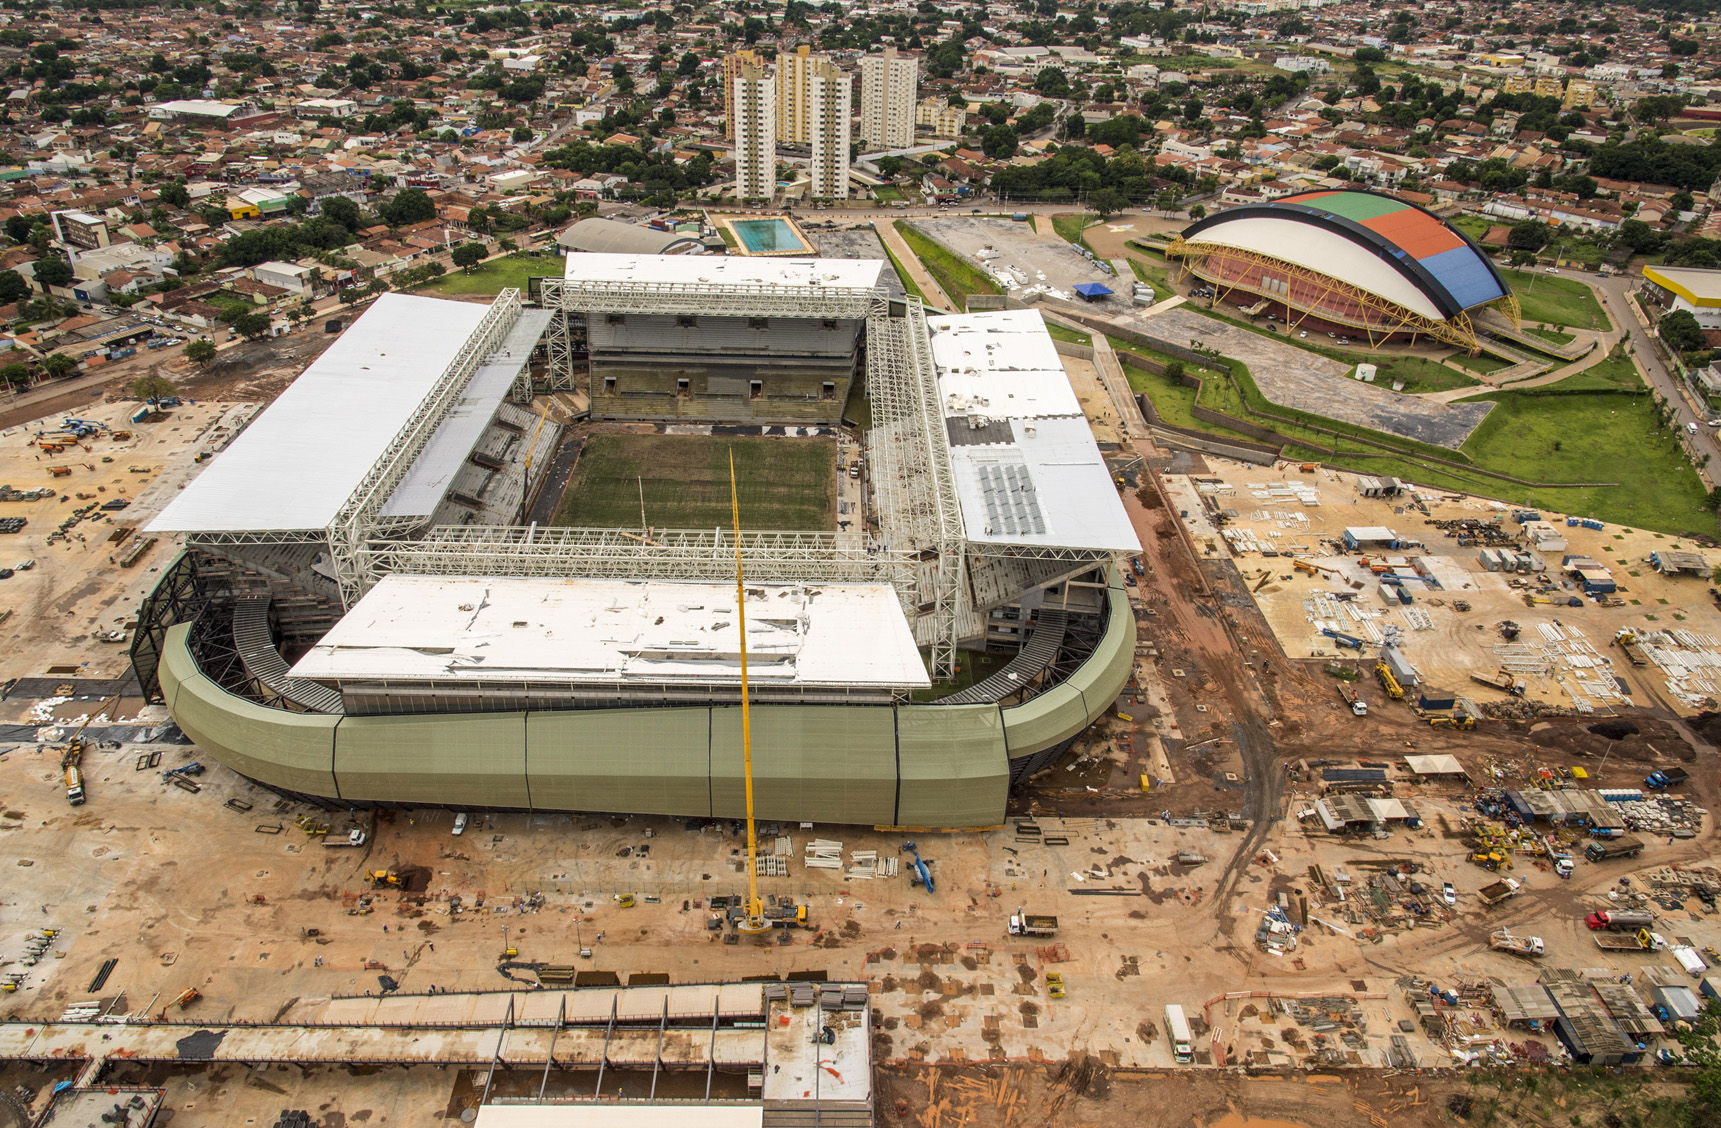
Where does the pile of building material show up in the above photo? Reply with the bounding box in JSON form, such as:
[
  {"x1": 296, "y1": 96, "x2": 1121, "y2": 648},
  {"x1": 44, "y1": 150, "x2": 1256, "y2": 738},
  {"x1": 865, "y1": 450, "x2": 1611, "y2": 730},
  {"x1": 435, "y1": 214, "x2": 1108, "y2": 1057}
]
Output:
[
  {"x1": 803, "y1": 839, "x2": 844, "y2": 869},
  {"x1": 1248, "y1": 483, "x2": 1322, "y2": 506},
  {"x1": 845, "y1": 850, "x2": 899, "y2": 880},
  {"x1": 754, "y1": 855, "x2": 788, "y2": 877},
  {"x1": 1615, "y1": 795, "x2": 1706, "y2": 838},
  {"x1": 1636, "y1": 629, "x2": 1721, "y2": 709}
]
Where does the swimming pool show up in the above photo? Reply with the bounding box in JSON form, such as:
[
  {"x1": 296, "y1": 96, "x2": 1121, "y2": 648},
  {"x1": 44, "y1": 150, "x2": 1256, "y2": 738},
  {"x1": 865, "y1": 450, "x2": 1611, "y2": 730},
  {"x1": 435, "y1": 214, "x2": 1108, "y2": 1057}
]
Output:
[{"x1": 730, "y1": 217, "x2": 814, "y2": 255}]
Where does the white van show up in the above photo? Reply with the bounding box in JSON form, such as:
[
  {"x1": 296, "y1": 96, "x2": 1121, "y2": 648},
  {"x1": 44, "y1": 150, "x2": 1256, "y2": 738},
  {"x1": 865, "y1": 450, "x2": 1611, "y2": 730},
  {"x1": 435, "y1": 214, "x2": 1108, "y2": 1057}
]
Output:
[{"x1": 452, "y1": 812, "x2": 469, "y2": 835}]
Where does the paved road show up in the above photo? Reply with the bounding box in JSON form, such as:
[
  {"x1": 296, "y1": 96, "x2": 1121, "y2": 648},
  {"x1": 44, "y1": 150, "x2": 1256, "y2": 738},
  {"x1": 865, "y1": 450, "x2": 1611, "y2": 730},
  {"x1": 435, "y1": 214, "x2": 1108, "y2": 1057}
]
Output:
[{"x1": 1588, "y1": 271, "x2": 1718, "y2": 489}]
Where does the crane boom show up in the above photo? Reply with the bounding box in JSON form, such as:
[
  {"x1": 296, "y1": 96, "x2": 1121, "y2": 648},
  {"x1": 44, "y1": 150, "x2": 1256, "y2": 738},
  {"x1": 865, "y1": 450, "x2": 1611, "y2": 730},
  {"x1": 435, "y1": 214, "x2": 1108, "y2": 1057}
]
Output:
[{"x1": 730, "y1": 451, "x2": 769, "y2": 938}]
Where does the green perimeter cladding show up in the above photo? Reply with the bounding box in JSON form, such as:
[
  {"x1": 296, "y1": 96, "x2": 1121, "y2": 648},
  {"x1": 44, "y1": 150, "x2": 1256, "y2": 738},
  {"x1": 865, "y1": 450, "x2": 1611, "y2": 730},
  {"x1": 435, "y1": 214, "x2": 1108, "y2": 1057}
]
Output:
[
  {"x1": 154, "y1": 595, "x2": 1133, "y2": 827},
  {"x1": 334, "y1": 712, "x2": 529, "y2": 807},
  {"x1": 1000, "y1": 582, "x2": 1136, "y2": 757},
  {"x1": 526, "y1": 708, "x2": 713, "y2": 816},
  {"x1": 895, "y1": 704, "x2": 1008, "y2": 828},
  {"x1": 158, "y1": 623, "x2": 340, "y2": 798},
  {"x1": 710, "y1": 705, "x2": 898, "y2": 825}
]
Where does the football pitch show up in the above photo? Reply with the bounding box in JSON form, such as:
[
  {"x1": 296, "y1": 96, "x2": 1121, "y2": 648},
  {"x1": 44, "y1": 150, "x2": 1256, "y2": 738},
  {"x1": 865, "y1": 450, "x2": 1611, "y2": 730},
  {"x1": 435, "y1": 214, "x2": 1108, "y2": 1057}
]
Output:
[{"x1": 553, "y1": 433, "x2": 837, "y2": 531}]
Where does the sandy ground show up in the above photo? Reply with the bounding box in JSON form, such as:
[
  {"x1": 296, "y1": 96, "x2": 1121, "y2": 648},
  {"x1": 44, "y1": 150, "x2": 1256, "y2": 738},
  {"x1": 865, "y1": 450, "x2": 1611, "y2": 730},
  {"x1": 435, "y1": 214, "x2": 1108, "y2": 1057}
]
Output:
[{"x1": 1177, "y1": 460, "x2": 1721, "y2": 716}]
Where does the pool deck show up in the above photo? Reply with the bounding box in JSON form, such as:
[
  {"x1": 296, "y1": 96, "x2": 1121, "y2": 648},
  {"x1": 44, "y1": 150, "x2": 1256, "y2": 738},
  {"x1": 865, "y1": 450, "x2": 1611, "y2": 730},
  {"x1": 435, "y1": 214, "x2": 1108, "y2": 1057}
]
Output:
[{"x1": 713, "y1": 212, "x2": 816, "y2": 256}]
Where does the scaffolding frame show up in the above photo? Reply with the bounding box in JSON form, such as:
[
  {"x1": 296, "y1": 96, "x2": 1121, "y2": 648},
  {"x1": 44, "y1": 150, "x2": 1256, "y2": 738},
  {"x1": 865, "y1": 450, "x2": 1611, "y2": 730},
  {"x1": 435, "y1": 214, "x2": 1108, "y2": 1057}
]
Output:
[
  {"x1": 359, "y1": 526, "x2": 911, "y2": 588},
  {"x1": 865, "y1": 298, "x2": 965, "y2": 677},
  {"x1": 326, "y1": 289, "x2": 524, "y2": 606},
  {"x1": 539, "y1": 275, "x2": 876, "y2": 321}
]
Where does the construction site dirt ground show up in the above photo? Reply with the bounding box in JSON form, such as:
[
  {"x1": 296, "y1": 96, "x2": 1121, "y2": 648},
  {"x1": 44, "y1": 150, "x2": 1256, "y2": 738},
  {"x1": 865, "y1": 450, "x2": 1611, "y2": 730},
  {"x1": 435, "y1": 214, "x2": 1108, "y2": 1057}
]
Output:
[{"x1": 1165, "y1": 459, "x2": 1721, "y2": 717}]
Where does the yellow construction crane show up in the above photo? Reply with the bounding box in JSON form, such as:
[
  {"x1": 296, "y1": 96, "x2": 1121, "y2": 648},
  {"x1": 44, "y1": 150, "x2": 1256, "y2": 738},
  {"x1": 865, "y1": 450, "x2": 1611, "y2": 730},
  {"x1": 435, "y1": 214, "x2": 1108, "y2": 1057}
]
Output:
[
  {"x1": 520, "y1": 403, "x2": 552, "y2": 475},
  {"x1": 729, "y1": 451, "x2": 770, "y2": 940}
]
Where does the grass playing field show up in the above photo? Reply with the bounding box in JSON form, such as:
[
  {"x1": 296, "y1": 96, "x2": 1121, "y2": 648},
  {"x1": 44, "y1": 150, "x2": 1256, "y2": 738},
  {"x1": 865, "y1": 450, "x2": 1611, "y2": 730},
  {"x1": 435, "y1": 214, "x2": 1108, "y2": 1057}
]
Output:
[{"x1": 553, "y1": 433, "x2": 837, "y2": 531}]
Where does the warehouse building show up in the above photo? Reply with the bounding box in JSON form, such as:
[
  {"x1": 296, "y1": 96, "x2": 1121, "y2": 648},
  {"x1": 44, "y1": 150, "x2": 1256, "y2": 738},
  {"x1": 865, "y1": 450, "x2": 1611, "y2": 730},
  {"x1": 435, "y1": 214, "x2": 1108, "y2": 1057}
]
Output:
[{"x1": 135, "y1": 256, "x2": 1138, "y2": 827}]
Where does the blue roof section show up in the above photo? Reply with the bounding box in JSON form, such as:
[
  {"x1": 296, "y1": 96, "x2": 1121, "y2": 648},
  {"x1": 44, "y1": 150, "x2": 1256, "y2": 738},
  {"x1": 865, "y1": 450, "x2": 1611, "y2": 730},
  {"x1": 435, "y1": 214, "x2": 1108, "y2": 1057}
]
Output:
[{"x1": 1421, "y1": 246, "x2": 1508, "y2": 309}]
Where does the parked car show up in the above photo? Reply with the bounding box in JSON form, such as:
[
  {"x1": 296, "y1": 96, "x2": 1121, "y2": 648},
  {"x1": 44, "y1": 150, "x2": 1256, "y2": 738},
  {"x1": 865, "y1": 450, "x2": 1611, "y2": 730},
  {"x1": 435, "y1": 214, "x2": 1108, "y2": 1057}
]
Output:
[{"x1": 1442, "y1": 883, "x2": 1457, "y2": 907}]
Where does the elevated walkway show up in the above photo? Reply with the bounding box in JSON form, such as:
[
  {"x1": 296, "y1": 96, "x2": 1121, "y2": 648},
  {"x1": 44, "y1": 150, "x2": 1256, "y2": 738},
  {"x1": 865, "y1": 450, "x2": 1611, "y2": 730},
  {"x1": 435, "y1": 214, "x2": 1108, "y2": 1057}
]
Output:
[
  {"x1": 231, "y1": 596, "x2": 345, "y2": 714},
  {"x1": 937, "y1": 610, "x2": 1069, "y2": 704}
]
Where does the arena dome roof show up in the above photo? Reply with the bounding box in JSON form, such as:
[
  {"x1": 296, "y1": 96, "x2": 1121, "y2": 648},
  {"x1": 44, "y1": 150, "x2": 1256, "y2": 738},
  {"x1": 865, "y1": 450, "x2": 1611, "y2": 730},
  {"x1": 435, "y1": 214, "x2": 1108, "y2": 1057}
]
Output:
[{"x1": 1179, "y1": 190, "x2": 1509, "y2": 320}]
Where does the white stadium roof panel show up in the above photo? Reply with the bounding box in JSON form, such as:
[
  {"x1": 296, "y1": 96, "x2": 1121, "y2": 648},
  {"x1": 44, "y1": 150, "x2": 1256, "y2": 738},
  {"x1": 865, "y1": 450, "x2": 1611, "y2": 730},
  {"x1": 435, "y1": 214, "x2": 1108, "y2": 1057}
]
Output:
[
  {"x1": 928, "y1": 308, "x2": 1082, "y2": 419},
  {"x1": 1182, "y1": 215, "x2": 1442, "y2": 320},
  {"x1": 290, "y1": 575, "x2": 931, "y2": 690},
  {"x1": 148, "y1": 294, "x2": 488, "y2": 535},
  {"x1": 927, "y1": 310, "x2": 1139, "y2": 555},
  {"x1": 563, "y1": 252, "x2": 883, "y2": 292},
  {"x1": 381, "y1": 308, "x2": 554, "y2": 519}
]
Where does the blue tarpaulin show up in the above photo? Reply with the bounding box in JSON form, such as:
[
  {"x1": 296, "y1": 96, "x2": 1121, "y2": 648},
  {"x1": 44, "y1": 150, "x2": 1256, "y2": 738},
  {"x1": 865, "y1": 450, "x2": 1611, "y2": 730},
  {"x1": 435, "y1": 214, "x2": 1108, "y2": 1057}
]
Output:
[{"x1": 1073, "y1": 282, "x2": 1113, "y2": 300}]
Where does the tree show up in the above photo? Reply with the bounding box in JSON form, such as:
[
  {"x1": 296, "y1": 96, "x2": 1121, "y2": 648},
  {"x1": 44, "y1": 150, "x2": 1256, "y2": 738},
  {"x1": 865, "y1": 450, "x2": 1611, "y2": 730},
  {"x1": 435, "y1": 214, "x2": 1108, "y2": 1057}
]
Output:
[
  {"x1": 1088, "y1": 188, "x2": 1128, "y2": 219},
  {"x1": 0, "y1": 363, "x2": 28, "y2": 386},
  {"x1": 1660, "y1": 309, "x2": 1705, "y2": 353},
  {"x1": 160, "y1": 181, "x2": 190, "y2": 209},
  {"x1": 451, "y1": 242, "x2": 487, "y2": 271},
  {"x1": 980, "y1": 124, "x2": 1018, "y2": 160},
  {"x1": 1033, "y1": 67, "x2": 1070, "y2": 99},
  {"x1": 39, "y1": 353, "x2": 76, "y2": 378},
  {"x1": 185, "y1": 340, "x2": 216, "y2": 364},
  {"x1": 32, "y1": 257, "x2": 73, "y2": 289},
  {"x1": 0, "y1": 270, "x2": 27, "y2": 305},
  {"x1": 1507, "y1": 220, "x2": 1549, "y2": 251},
  {"x1": 128, "y1": 374, "x2": 177, "y2": 400},
  {"x1": 379, "y1": 187, "x2": 435, "y2": 227},
  {"x1": 231, "y1": 312, "x2": 271, "y2": 340},
  {"x1": 320, "y1": 195, "x2": 361, "y2": 231},
  {"x1": 1188, "y1": 204, "x2": 1206, "y2": 220}
]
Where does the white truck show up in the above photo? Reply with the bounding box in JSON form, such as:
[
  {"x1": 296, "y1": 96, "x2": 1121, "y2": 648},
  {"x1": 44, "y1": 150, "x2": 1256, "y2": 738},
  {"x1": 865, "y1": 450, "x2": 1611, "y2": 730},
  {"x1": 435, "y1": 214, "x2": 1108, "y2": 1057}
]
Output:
[
  {"x1": 1489, "y1": 929, "x2": 1546, "y2": 957},
  {"x1": 1007, "y1": 910, "x2": 1059, "y2": 938},
  {"x1": 1165, "y1": 1003, "x2": 1194, "y2": 1064}
]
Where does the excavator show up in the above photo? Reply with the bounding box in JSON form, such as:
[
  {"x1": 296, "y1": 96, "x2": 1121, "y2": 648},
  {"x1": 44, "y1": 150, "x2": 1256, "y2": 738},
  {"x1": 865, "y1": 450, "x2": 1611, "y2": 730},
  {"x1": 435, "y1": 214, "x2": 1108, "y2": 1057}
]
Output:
[{"x1": 366, "y1": 869, "x2": 403, "y2": 888}]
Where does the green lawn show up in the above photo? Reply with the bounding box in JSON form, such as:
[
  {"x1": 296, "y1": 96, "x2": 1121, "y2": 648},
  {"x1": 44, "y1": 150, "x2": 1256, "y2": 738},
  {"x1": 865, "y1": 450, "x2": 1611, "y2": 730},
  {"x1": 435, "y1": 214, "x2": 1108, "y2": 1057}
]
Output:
[
  {"x1": 1543, "y1": 345, "x2": 1643, "y2": 392},
  {"x1": 1523, "y1": 326, "x2": 1577, "y2": 346},
  {"x1": 1044, "y1": 323, "x2": 1092, "y2": 346},
  {"x1": 1052, "y1": 214, "x2": 1096, "y2": 251},
  {"x1": 896, "y1": 221, "x2": 1002, "y2": 311},
  {"x1": 555, "y1": 433, "x2": 836, "y2": 531},
  {"x1": 1445, "y1": 352, "x2": 1511, "y2": 376},
  {"x1": 873, "y1": 185, "x2": 905, "y2": 203},
  {"x1": 1121, "y1": 358, "x2": 1258, "y2": 441},
  {"x1": 1459, "y1": 391, "x2": 1708, "y2": 533},
  {"x1": 418, "y1": 252, "x2": 563, "y2": 296},
  {"x1": 1500, "y1": 269, "x2": 1612, "y2": 331},
  {"x1": 879, "y1": 237, "x2": 932, "y2": 307},
  {"x1": 1449, "y1": 214, "x2": 1497, "y2": 246},
  {"x1": 1364, "y1": 355, "x2": 1483, "y2": 393}
]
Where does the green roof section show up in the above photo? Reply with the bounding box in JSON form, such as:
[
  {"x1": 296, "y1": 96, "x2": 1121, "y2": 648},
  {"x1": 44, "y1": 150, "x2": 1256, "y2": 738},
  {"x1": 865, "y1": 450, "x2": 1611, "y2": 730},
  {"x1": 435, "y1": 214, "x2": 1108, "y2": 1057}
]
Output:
[
  {"x1": 1302, "y1": 191, "x2": 1405, "y2": 221},
  {"x1": 1000, "y1": 579, "x2": 1135, "y2": 758}
]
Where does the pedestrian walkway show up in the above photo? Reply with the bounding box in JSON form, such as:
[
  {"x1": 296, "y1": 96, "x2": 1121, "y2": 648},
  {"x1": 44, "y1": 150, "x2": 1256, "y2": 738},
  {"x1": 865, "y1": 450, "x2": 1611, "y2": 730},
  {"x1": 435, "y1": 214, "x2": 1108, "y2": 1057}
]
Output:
[{"x1": 874, "y1": 219, "x2": 955, "y2": 312}]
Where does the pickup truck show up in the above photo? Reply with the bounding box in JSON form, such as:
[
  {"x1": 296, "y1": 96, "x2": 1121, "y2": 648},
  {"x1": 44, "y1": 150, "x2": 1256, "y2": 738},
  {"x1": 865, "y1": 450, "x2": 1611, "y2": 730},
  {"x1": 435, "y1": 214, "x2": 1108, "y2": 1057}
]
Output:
[{"x1": 1008, "y1": 910, "x2": 1059, "y2": 938}]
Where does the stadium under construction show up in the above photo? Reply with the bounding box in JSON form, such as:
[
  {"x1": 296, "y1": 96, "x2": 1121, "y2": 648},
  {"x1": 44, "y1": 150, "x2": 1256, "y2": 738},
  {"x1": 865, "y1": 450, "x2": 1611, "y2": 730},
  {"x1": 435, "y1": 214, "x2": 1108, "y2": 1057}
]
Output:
[
  {"x1": 132, "y1": 253, "x2": 1140, "y2": 829},
  {"x1": 1167, "y1": 189, "x2": 1518, "y2": 351}
]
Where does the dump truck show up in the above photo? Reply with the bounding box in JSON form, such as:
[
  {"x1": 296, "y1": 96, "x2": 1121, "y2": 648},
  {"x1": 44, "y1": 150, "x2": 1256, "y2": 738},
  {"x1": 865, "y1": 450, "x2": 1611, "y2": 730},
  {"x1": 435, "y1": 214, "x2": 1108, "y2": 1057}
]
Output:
[
  {"x1": 1594, "y1": 928, "x2": 1665, "y2": 952},
  {"x1": 1490, "y1": 930, "x2": 1546, "y2": 957},
  {"x1": 1475, "y1": 877, "x2": 1522, "y2": 906},
  {"x1": 1646, "y1": 768, "x2": 1690, "y2": 790},
  {"x1": 1584, "y1": 835, "x2": 1645, "y2": 863},
  {"x1": 64, "y1": 764, "x2": 85, "y2": 806},
  {"x1": 1587, "y1": 909, "x2": 1655, "y2": 932},
  {"x1": 1375, "y1": 662, "x2": 1405, "y2": 700},
  {"x1": 1008, "y1": 910, "x2": 1059, "y2": 938},
  {"x1": 1470, "y1": 670, "x2": 1526, "y2": 697}
]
